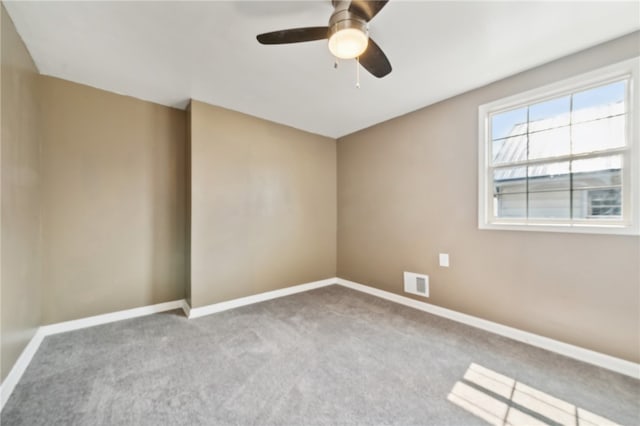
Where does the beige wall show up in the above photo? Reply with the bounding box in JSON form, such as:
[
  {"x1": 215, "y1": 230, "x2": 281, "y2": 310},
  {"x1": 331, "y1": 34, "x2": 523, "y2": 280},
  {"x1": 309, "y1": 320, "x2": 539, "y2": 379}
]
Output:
[
  {"x1": 338, "y1": 32, "x2": 640, "y2": 363},
  {"x1": 0, "y1": 5, "x2": 42, "y2": 381},
  {"x1": 189, "y1": 101, "x2": 336, "y2": 307},
  {"x1": 39, "y1": 77, "x2": 188, "y2": 324},
  {"x1": 185, "y1": 105, "x2": 192, "y2": 305}
]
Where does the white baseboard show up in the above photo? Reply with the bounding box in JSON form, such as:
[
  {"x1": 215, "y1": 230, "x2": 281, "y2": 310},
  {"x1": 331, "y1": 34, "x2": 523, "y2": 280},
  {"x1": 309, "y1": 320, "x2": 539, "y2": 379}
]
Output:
[
  {"x1": 0, "y1": 299, "x2": 185, "y2": 411},
  {"x1": 181, "y1": 299, "x2": 191, "y2": 318},
  {"x1": 39, "y1": 300, "x2": 185, "y2": 335},
  {"x1": 187, "y1": 278, "x2": 337, "y2": 319},
  {"x1": 335, "y1": 278, "x2": 640, "y2": 379}
]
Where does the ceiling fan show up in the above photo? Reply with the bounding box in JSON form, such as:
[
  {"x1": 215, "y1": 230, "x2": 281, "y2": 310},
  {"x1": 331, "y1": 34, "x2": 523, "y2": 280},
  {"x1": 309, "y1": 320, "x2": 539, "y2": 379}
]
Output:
[{"x1": 256, "y1": 0, "x2": 392, "y2": 79}]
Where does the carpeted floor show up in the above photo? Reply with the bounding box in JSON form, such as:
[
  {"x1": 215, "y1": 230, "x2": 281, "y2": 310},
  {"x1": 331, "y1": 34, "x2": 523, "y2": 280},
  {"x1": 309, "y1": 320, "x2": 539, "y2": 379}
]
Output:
[{"x1": 2, "y1": 285, "x2": 638, "y2": 425}]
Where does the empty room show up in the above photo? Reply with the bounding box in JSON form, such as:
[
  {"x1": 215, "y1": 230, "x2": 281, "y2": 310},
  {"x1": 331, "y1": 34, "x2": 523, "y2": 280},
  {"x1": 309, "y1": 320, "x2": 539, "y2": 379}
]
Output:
[{"x1": 1, "y1": 1, "x2": 639, "y2": 424}]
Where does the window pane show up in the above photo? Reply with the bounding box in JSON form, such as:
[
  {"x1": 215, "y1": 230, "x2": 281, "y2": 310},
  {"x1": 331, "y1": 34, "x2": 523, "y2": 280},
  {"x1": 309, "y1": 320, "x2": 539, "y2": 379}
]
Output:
[
  {"x1": 528, "y1": 191, "x2": 570, "y2": 218},
  {"x1": 527, "y1": 162, "x2": 570, "y2": 218},
  {"x1": 528, "y1": 161, "x2": 570, "y2": 192},
  {"x1": 494, "y1": 193, "x2": 526, "y2": 218},
  {"x1": 572, "y1": 115, "x2": 626, "y2": 154},
  {"x1": 572, "y1": 155, "x2": 622, "y2": 186},
  {"x1": 572, "y1": 80, "x2": 626, "y2": 124},
  {"x1": 528, "y1": 161, "x2": 570, "y2": 178},
  {"x1": 529, "y1": 96, "x2": 570, "y2": 132},
  {"x1": 572, "y1": 188, "x2": 622, "y2": 219},
  {"x1": 529, "y1": 127, "x2": 570, "y2": 160},
  {"x1": 493, "y1": 166, "x2": 526, "y2": 194},
  {"x1": 491, "y1": 107, "x2": 527, "y2": 140},
  {"x1": 573, "y1": 155, "x2": 622, "y2": 173},
  {"x1": 492, "y1": 135, "x2": 527, "y2": 165}
]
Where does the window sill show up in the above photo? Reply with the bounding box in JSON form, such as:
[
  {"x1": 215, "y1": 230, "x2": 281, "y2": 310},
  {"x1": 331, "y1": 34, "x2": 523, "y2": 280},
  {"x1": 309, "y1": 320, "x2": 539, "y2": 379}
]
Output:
[{"x1": 478, "y1": 221, "x2": 639, "y2": 236}]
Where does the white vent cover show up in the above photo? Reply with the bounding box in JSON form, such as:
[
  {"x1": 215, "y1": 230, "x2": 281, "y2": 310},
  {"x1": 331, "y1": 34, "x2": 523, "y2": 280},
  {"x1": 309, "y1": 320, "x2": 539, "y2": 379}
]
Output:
[{"x1": 404, "y1": 272, "x2": 429, "y2": 297}]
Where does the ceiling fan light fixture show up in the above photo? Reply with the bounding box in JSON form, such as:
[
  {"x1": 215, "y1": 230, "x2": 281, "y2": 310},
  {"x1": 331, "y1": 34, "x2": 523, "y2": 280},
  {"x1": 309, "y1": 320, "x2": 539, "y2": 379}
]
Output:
[
  {"x1": 328, "y1": 28, "x2": 368, "y2": 59},
  {"x1": 256, "y1": 0, "x2": 392, "y2": 78}
]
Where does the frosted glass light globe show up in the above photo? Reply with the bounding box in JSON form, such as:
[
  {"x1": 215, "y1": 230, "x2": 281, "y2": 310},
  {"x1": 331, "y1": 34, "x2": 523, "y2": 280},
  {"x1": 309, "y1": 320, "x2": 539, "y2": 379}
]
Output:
[{"x1": 328, "y1": 28, "x2": 368, "y2": 59}]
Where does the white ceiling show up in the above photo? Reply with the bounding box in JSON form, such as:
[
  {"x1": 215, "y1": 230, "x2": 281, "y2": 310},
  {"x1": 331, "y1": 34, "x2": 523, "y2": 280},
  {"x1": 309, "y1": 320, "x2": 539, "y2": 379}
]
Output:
[{"x1": 5, "y1": 1, "x2": 639, "y2": 138}]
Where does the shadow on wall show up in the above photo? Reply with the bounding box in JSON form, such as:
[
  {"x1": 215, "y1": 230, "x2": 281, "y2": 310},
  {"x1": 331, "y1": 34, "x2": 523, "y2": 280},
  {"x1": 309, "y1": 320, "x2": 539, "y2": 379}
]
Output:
[
  {"x1": 148, "y1": 105, "x2": 188, "y2": 305},
  {"x1": 448, "y1": 363, "x2": 619, "y2": 426}
]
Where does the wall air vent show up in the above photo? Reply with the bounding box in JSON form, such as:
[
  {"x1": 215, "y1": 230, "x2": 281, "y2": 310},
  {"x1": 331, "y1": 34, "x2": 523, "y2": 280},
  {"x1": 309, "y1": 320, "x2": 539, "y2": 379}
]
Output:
[{"x1": 404, "y1": 272, "x2": 429, "y2": 297}]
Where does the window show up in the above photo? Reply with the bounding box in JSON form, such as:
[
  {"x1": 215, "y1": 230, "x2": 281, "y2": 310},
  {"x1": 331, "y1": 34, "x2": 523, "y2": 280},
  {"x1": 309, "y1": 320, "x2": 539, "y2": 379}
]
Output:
[{"x1": 478, "y1": 58, "x2": 639, "y2": 235}]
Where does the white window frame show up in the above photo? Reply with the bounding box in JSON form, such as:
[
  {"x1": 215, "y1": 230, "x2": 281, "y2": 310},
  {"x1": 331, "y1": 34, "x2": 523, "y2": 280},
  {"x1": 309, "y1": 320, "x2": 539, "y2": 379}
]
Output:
[{"x1": 478, "y1": 57, "x2": 640, "y2": 235}]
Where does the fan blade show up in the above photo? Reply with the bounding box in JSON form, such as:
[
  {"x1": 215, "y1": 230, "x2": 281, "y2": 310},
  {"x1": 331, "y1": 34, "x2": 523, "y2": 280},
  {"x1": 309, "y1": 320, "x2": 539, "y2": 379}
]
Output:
[
  {"x1": 256, "y1": 27, "x2": 329, "y2": 45},
  {"x1": 348, "y1": 0, "x2": 389, "y2": 22},
  {"x1": 359, "y1": 37, "x2": 392, "y2": 78}
]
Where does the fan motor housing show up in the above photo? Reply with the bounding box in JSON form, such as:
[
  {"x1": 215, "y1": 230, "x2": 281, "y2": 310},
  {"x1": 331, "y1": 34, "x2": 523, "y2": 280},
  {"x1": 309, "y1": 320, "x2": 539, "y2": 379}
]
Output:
[{"x1": 328, "y1": 2, "x2": 368, "y2": 40}]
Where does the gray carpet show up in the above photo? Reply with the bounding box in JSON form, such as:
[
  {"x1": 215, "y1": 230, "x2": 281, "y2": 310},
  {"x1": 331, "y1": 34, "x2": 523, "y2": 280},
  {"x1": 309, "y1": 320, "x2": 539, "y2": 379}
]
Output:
[{"x1": 2, "y1": 285, "x2": 638, "y2": 425}]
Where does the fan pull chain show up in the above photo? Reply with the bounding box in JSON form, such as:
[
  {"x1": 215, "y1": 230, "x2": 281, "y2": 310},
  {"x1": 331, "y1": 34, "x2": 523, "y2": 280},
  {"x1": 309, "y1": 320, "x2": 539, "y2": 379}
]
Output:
[{"x1": 356, "y1": 57, "x2": 360, "y2": 89}]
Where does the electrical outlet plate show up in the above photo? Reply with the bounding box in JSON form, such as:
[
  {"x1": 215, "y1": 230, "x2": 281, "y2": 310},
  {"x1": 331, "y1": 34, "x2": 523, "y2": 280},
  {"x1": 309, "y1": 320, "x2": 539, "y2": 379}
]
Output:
[
  {"x1": 439, "y1": 253, "x2": 450, "y2": 267},
  {"x1": 403, "y1": 271, "x2": 429, "y2": 297}
]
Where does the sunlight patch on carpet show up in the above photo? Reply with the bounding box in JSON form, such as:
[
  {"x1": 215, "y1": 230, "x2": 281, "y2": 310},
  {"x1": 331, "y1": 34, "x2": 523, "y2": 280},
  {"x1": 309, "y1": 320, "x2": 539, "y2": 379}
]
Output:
[{"x1": 448, "y1": 363, "x2": 620, "y2": 426}]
